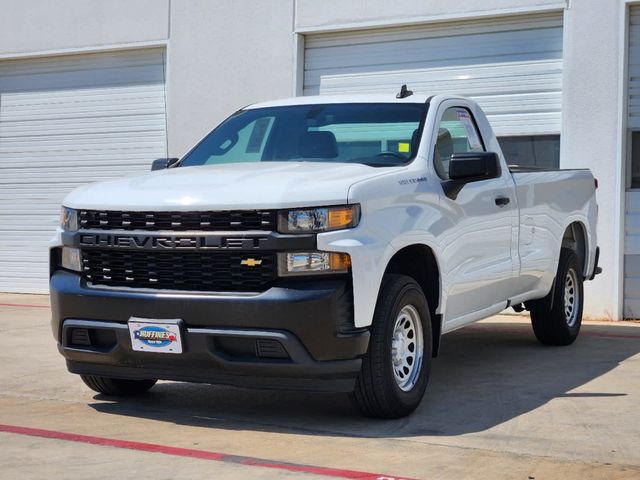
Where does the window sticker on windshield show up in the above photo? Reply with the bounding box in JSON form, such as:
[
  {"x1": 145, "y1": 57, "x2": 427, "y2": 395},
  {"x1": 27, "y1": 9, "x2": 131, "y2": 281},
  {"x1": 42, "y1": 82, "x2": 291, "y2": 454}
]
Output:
[
  {"x1": 455, "y1": 109, "x2": 483, "y2": 150},
  {"x1": 398, "y1": 142, "x2": 410, "y2": 153}
]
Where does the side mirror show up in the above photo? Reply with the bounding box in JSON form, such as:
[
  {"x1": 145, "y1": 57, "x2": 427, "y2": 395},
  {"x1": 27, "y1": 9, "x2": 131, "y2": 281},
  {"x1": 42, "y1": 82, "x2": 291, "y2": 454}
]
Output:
[
  {"x1": 448, "y1": 152, "x2": 500, "y2": 182},
  {"x1": 151, "y1": 158, "x2": 180, "y2": 171}
]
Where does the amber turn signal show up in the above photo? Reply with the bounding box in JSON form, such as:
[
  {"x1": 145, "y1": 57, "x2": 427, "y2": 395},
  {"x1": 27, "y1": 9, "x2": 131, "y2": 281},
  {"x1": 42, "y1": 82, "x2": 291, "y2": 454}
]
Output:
[
  {"x1": 328, "y1": 207, "x2": 355, "y2": 230},
  {"x1": 329, "y1": 252, "x2": 351, "y2": 270}
]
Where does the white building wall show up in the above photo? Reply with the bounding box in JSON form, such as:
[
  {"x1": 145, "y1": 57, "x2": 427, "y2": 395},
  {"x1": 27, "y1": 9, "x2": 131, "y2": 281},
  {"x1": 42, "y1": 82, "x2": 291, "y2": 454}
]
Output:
[
  {"x1": 166, "y1": 0, "x2": 295, "y2": 157},
  {"x1": 0, "y1": 0, "x2": 169, "y2": 55},
  {"x1": 561, "y1": 0, "x2": 624, "y2": 320}
]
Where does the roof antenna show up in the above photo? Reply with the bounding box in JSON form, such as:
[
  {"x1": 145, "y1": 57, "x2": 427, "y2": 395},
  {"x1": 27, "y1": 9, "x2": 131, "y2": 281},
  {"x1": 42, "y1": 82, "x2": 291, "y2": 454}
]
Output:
[{"x1": 396, "y1": 84, "x2": 413, "y2": 99}]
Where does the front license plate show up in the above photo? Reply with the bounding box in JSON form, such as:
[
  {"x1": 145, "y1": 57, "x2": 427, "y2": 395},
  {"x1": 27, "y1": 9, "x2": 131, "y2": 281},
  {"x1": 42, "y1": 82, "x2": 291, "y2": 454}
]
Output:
[{"x1": 128, "y1": 318, "x2": 183, "y2": 354}]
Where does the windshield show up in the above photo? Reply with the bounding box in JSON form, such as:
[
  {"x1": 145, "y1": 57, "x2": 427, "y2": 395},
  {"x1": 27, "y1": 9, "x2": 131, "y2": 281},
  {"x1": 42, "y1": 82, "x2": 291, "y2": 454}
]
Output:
[{"x1": 180, "y1": 103, "x2": 428, "y2": 168}]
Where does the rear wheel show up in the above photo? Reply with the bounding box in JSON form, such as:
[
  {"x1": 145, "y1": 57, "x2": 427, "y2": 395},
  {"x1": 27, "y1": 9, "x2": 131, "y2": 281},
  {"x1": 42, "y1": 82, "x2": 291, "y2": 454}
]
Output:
[
  {"x1": 529, "y1": 248, "x2": 583, "y2": 346},
  {"x1": 80, "y1": 375, "x2": 157, "y2": 396},
  {"x1": 351, "y1": 274, "x2": 432, "y2": 418}
]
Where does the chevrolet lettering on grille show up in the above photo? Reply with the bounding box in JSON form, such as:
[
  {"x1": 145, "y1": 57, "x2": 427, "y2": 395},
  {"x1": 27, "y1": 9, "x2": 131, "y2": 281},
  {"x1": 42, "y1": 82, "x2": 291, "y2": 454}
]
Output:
[{"x1": 78, "y1": 233, "x2": 270, "y2": 250}]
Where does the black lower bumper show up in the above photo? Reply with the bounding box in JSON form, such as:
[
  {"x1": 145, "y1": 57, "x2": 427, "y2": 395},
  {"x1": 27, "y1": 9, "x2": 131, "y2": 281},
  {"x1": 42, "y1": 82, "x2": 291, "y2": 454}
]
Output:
[{"x1": 50, "y1": 271, "x2": 369, "y2": 392}]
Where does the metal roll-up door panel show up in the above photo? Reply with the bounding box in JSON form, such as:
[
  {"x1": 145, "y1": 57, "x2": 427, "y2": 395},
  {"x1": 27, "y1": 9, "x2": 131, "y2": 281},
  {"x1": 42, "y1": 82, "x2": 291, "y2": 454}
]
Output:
[
  {"x1": 625, "y1": 7, "x2": 640, "y2": 318},
  {"x1": 303, "y1": 12, "x2": 563, "y2": 136},
  {"x1": 0, "y1": 48, "x2": 167, "y2": 293}
]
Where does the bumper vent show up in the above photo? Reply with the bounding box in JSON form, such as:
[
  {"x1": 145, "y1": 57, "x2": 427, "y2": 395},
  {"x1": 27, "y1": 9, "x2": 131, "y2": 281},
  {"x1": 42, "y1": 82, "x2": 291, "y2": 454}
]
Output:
[
  {"x1": 213, "y1": 337, "x2": 290, "y2": 360},
  {"x1": 67, "y1": 327, "x2": 117, "y2": 350},
  {"x1": 78, "y1": 209, "x2": 277, "y2": 232},
  {"x1": 70, "y1": 328, "x2": 91, "y2": 346},
  {"x1": 255, "y1": 339, "x2": 289, "y2": 359},
  {"x1": 82, "y1": 250, "x2": 277, "y2": 292}
]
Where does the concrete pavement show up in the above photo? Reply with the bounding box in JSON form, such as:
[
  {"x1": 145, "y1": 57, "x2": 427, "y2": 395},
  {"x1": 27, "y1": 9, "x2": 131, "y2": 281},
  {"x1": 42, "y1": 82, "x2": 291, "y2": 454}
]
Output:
[{"x1": 1, "y1": 293, "x2": 639, "y2": 479}]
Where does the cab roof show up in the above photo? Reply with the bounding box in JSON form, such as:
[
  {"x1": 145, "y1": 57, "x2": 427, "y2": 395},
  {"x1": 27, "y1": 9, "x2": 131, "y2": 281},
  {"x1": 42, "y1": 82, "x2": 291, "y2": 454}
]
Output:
[{"x1": 245, "y1": 93, "x2": 431, "y2": 109}]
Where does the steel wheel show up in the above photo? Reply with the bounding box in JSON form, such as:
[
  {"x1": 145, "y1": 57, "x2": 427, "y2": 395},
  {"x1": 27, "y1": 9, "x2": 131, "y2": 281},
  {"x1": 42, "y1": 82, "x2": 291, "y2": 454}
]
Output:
[
  {"x1": 530, "y1": 247, "x2": 583, "y2": 346},
  {"x1": 391, "y1": 304, "x2": 424, "y2": 392},
  {"x1": 352, "y1": 274, "x2": 432, "y2": 418},
  {"x1": 564, "y1": 268, "x2": 579, "y2": 327}
]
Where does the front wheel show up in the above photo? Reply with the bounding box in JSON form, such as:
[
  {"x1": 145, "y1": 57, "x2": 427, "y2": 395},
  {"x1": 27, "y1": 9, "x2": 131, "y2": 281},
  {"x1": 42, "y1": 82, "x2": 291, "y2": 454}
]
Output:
[
  {"x1": 351, "y1": 274, "x2": 432, "y2": 418},
  {"x1": 529, "y1": 248, "x2": 584, "y2": 346}
]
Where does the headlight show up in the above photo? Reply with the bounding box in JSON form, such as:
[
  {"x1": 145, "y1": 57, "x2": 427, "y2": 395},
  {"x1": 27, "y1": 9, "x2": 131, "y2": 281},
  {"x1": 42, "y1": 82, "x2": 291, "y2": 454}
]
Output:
[
  {"x1": 61, "y1": 207, "x2": 78, "y2": 231},
  {"x1": 61, "y1": 247, "x2": 82, "y2": 272},
  {"x1": 278, "y1": 252, "x2": 351, "y2": 276},
  {"x1": 278, "y1": 205, "x2": 360, "y2": 234}
]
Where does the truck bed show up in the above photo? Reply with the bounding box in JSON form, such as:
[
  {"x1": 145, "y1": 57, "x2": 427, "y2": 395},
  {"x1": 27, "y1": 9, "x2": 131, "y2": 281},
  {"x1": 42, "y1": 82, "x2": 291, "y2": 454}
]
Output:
[{"x1": 508, "y1": 165, "x2": 591, "y2": 173}]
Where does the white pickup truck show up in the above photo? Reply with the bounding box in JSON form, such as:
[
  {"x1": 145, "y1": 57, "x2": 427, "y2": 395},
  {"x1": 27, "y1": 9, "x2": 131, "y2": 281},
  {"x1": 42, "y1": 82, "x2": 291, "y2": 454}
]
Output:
[{"x1": 50, "y1": 91, "x2": 600, "y2": 418}]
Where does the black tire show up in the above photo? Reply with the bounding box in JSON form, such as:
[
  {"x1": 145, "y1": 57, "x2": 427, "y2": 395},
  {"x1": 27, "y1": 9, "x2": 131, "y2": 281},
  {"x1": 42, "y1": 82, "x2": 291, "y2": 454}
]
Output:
[
  {"x1": 351, "y1": 274, "x2": 432, "y2": 419},
  {"x1": 80, "y1": 375, "x2": 157, "y2": 396},
  {"x1": 529, "y1": 247, "x2": 583, "y2": 346}
]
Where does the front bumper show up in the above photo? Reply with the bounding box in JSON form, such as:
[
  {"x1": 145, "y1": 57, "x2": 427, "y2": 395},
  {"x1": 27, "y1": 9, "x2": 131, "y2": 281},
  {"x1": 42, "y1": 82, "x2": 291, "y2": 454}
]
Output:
[{"x1": 51, "y1": 271, "x2": 369, "y2": 392}]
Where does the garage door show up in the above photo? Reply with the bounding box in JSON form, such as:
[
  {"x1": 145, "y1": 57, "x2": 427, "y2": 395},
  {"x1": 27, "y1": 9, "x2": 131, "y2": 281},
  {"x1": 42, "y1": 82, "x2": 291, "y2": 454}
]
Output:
[
  {"x1": 0, "y1": 48, "x2": 167, "y2": 293},
  {"x1": 304, "y1": 12, "x2": 563, "y2": 138},
  {"x1": 624, "y1": 7, "x2": 640, "y2": 319}
]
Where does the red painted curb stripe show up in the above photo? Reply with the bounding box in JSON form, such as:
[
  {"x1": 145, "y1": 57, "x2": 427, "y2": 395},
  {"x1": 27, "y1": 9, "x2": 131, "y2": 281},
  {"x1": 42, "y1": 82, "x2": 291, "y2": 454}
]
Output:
[
  {"x1": 0, "y1": 424, "x2": 418, "y2": 480},
  {"x1": 0, "y1": 302, "x2": 49, "y2": 309}
]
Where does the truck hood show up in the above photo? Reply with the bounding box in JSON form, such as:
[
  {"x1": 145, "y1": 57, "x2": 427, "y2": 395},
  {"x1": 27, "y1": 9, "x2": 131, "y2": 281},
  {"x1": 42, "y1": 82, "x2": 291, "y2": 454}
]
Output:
[{"x1": 63, "y1": 162, "x2": 390, "y2": 210}]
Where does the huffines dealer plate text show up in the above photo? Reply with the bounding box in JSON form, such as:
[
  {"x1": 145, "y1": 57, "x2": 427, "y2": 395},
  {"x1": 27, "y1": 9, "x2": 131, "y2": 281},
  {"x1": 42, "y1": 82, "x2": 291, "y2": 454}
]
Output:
[{"x1": 128, "y1": 318, "x2": 183, "y2": 354}]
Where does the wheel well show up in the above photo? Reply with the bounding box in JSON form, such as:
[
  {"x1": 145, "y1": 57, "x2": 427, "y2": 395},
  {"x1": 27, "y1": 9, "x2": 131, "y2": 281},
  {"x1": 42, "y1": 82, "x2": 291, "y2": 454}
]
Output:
[
  {"x1": 562, "y1": 222, "x2": 587, "y2": 276},
  {"x1": 384, "y1": 245, "x2": 441, "y2": 356}
]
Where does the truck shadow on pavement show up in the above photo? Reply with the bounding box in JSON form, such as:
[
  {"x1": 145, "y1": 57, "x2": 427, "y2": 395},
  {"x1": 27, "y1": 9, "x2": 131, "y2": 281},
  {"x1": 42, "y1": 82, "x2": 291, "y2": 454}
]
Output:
[{"x1": 89, "y1": 321, "x2": 640, "y2": 438}]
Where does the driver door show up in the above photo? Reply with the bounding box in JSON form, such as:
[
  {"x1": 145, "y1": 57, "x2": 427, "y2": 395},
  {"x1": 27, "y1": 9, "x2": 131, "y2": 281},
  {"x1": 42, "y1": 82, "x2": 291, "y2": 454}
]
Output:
[{"x1": 432, "y1": 104, "x2": 516, "y2": 327}]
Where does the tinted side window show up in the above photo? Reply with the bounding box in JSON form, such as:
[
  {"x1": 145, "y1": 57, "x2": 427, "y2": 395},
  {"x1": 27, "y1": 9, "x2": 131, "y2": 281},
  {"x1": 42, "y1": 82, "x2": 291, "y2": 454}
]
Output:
[
  {"x1": 631, "y1": 131, "x2": 640, "y2": 189},
  {"x1": 434, "y1": 107, "x2": 484, "y2": 179},
  {"x1": 498, "y1": 135, "x2": 560, "y2": 169}
]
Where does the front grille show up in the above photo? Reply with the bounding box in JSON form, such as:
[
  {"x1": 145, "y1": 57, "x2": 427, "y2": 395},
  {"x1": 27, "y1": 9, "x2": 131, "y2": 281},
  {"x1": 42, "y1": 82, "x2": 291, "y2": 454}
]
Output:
[
  {"x1": 78, "y1": 210, "x2": 277, "y2": 231},
  {"x1": 82, "y1": 250, "x2": 277, "y2": 292}
]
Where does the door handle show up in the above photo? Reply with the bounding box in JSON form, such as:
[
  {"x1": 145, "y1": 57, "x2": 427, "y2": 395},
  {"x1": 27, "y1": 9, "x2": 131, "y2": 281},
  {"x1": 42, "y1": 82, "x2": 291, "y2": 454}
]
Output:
[{"x1": 495, "y1": 196, "x2": 510, "y2": 207}]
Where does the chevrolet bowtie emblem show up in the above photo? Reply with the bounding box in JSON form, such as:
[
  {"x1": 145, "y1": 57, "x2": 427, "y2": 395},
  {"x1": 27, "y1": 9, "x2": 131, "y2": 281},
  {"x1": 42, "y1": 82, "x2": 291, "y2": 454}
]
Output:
[{"x1": 240, "y1": 258, "x2": 262, "y2": 267}]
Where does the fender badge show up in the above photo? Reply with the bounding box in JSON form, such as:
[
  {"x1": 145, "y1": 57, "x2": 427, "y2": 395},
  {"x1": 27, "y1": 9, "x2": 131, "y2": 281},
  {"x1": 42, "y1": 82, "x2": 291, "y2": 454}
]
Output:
[{"x1": 399, "y1": 176, "x2": 427, "y2": 185}]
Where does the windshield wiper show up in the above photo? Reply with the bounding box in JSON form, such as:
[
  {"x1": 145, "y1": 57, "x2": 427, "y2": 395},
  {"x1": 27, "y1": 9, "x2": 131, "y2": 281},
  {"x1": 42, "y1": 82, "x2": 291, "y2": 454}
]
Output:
[{"x1": 362, "y1": 161, "x2": 403, "y2": 167}]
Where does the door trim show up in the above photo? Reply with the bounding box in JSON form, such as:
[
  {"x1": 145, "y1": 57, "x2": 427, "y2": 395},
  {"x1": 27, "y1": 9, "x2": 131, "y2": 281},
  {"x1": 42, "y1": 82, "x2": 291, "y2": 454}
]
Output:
[
  {"x1": 294, "y1": 5, "x2": 567, "y2": 34},
  {"x1": 0, "y1": 40, "x2": 168, "y2": 62}
]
